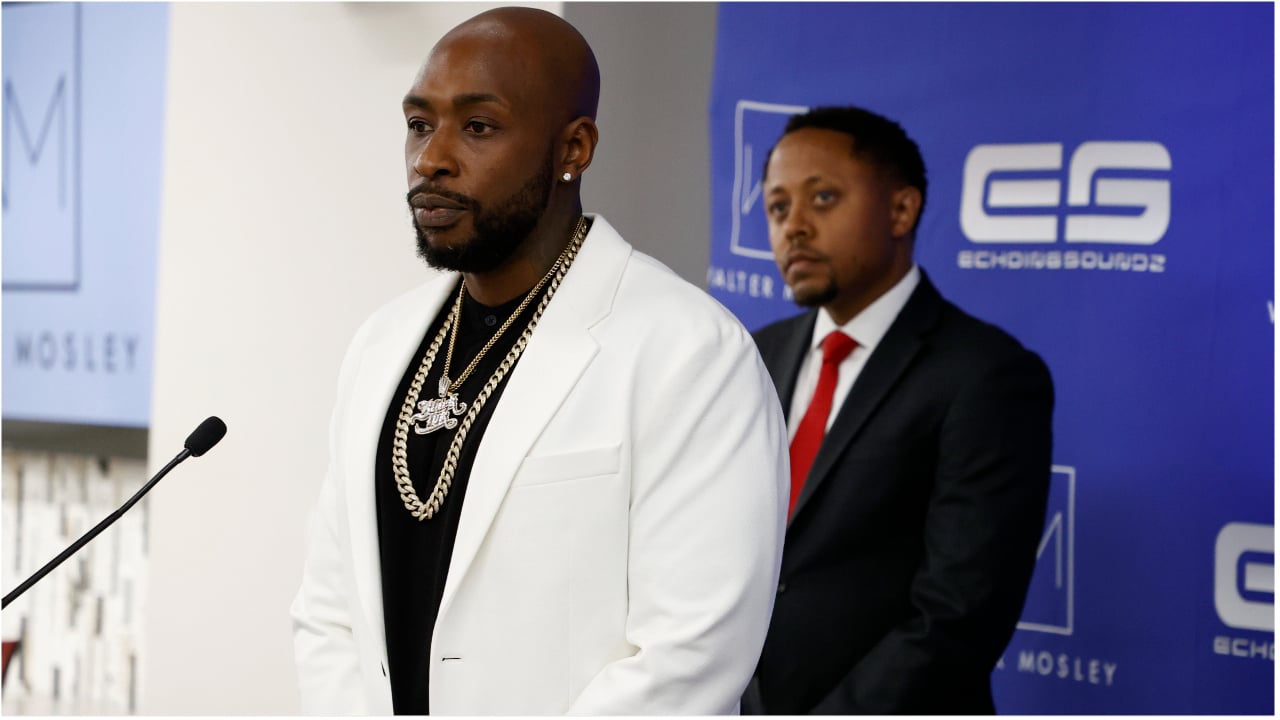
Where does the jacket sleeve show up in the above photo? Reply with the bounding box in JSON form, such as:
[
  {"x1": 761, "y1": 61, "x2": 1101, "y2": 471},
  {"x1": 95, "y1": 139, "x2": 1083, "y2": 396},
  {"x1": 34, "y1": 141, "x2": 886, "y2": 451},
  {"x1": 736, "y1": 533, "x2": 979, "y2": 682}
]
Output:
[
  {"x1": 290, "y1": 465, "x2": 368, "y2": 714},
  {"x1": 290, "y1": 329, "x2": 373, "y2": 715},
  {"x1": 812, "y1": 348, "x2": 1054, "y2": 714},
  {"x1": 567, "y1": 318, "x2": 790, "y2": 715}
]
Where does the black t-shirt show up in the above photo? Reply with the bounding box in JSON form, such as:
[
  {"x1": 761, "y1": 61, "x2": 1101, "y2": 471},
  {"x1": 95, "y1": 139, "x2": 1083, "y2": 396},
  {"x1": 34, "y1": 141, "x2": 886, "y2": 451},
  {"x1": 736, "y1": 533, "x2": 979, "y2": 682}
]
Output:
[{"x1": 374, "y1": 279, "x2": 551, "y2": 715}]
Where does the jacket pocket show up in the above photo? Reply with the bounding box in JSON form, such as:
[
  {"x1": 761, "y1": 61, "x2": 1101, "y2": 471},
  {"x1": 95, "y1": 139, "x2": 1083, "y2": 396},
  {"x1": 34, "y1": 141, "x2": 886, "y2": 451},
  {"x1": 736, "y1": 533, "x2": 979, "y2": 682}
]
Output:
[{"x1": 512, "y1": 444, "x2": 621, "y2": 488}]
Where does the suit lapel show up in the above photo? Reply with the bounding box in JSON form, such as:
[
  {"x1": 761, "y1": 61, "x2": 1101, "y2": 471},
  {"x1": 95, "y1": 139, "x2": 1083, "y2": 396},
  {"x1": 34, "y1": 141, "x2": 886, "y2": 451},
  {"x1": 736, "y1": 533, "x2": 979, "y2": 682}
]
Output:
[
  {"x1": 344, "y1": 274, "x2": 458, "y2": 664},
  {"x1": 790, "y1": 275, "x2": 944, "y2": 521},
  {"x1": 436, "y1": 215, "x2": 627, "y2": 623},
  {"x1": 768, "y1": 311, "x2": 818, "y2": 416}
]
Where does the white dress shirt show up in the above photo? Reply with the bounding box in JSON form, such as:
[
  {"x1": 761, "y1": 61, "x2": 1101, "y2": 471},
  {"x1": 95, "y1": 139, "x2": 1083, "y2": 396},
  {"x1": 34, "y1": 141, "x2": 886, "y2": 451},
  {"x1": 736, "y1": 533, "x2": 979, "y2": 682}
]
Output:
[{"x1": 787, "y1": 265, "x2": 921, "y2": 441}]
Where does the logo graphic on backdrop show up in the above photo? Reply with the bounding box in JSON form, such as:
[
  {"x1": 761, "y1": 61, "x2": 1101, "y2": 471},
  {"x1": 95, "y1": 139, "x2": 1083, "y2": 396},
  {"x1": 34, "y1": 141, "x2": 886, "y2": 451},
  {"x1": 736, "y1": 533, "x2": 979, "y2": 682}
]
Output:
[
  {"x1": 1212, "y1": 522, "x2": 1274, "y2": 661},
  {"x1": 729, "y1": 99, "x2": 809, "y2": 261},
  {"x1": 2, "y1": 2, "x2": 80, "y2": 291},
  {"x1": 1017, "y1": 465, "x2": 1076, "y2": 635},
  {"x1": 999, "y1": 464, "x2": 1119, "y2": 688},
  {"x1": 1, "y1": 2, "x2": 168, "y2": 427},
  {"x1": 707, "y1": 99, "x2": 810, "y2": 305},
  {"x1": 957, "y1": 142, "x2": 1171, "y2": 273}
]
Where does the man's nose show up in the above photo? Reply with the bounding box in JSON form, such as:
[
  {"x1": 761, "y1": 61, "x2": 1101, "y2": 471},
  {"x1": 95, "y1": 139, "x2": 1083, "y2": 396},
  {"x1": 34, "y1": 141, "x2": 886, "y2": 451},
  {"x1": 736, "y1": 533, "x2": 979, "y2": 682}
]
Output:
[
  {"x1": 412, "y1": 131, "x2": 459, "y2": 179},
  {"x1": 783, "y1": 207, "x2": 812, "y2": 243}
]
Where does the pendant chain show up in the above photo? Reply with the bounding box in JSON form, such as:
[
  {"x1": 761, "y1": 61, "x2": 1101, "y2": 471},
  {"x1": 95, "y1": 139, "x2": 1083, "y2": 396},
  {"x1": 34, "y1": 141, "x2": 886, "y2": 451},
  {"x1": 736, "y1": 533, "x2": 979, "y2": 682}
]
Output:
[
  {"x1": 439, "y1": 227, "x2": 566, "y2": 394},
  {"x1": 392, "y1": 216, "x2": 588, "y2": 520}
]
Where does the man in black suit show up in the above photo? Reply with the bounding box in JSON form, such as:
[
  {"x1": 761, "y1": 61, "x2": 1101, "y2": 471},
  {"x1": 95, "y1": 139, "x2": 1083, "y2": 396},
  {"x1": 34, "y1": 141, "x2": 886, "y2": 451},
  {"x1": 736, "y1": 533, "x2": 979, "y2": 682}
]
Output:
[{"x1": 743, "y1": 106, "x2": 1054, "y2": 714}]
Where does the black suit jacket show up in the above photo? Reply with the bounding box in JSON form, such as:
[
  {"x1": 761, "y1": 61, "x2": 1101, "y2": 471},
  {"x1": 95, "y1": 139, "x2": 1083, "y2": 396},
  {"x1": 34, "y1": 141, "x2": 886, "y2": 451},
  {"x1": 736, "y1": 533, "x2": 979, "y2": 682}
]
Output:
[{"x1": 744, "y1": 272, "x2": 1053, "y2": 715}]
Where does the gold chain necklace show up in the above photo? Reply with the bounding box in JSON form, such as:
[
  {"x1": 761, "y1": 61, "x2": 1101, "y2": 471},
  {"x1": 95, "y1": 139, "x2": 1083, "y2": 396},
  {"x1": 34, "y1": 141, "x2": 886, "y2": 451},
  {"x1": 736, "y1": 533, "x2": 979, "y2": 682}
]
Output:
[
  {"x1": 392, "y1": 216, "x2": 588, "y2": 520},
  {"x1": 437, "y1": 233, "x2": 566, "y2": 406}
]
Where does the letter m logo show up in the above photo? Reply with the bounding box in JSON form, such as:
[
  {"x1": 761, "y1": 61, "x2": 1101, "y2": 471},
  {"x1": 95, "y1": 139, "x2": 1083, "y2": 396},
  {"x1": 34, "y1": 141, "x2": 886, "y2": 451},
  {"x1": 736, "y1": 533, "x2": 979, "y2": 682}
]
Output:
[
  {"x1": 2, "y1": 2, "x2": 81, "y2": 291},
  {"x1": 1016, "y1": 465, "x2": 1076, "y2": 635}
]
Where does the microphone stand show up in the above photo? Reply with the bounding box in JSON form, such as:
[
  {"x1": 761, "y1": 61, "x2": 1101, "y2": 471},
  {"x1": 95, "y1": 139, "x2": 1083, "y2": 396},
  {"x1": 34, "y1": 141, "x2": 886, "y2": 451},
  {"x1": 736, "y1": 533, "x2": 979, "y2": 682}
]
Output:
[{"x1": 2, "y1": 448, "x2": 192, "y2": 610}]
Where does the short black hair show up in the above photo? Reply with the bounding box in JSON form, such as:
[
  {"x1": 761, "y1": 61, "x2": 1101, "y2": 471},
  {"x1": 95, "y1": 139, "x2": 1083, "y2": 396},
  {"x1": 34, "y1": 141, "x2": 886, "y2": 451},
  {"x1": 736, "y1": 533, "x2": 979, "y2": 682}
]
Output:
[{"x1": 767, "y1": 105, "x2": 928, "y2": 227}]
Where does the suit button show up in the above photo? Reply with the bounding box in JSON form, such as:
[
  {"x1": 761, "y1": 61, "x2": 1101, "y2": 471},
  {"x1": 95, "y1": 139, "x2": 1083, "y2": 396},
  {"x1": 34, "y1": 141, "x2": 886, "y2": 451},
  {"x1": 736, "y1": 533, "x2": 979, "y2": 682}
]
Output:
[{"x1": 777, "y1": 582, "x2": 787, "y2": 594}]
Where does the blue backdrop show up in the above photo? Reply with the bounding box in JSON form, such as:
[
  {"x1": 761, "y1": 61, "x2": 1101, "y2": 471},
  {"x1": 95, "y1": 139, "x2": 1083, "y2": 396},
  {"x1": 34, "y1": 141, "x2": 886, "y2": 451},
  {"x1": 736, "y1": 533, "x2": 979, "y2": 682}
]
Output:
[
  {"x1": 708, "y1": 3, "x2": 1273, "y2": 713},
  {"x1": 2, "y1": 2, "x2": 169, "y2": 426}
]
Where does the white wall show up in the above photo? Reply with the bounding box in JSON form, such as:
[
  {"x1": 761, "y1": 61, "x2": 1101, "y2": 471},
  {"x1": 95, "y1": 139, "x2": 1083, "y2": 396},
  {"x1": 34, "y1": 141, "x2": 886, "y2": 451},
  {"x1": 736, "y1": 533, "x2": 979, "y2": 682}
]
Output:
[{"x1": 144, "y1": 3, "x2": 559, "y2": 714}]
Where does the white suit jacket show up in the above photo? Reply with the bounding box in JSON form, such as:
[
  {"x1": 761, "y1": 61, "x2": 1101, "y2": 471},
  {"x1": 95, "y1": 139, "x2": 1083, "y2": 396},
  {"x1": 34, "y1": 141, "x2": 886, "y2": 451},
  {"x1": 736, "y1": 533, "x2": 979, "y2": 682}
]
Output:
[{"x1": 291, "y1": 215, "x2": 788, "y2": 715}]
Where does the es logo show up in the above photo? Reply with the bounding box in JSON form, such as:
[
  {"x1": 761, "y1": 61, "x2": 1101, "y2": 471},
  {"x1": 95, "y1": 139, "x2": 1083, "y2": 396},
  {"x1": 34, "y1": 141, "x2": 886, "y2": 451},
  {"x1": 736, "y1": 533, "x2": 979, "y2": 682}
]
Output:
[
  {"x1": 1214, "y1": 522, "x2": 1274, "y2": 633},
  {"x1": 960, "y1": 142, "x2": 1171, "y2": 245}
]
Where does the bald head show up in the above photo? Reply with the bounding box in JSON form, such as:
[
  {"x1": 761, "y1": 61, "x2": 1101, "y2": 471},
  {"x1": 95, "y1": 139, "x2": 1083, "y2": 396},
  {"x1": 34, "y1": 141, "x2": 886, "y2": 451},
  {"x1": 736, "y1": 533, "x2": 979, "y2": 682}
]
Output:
[
  {"x1": 430, "y1": 7, "x2": 600, "y2": 125},
  {"x1": 402, "y1": 7, "x2": 602, "y2": 297}
]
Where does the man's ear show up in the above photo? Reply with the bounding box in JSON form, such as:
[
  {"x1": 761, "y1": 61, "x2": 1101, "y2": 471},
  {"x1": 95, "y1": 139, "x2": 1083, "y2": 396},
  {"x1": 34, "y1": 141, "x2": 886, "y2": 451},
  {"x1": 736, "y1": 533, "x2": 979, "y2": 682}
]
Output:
[
  {"x1": 890, "y1": 185, "x2": 923, "y2": 240},
  {"x1": 558, "y1": 117, "x2": 599, "y2": 180}
]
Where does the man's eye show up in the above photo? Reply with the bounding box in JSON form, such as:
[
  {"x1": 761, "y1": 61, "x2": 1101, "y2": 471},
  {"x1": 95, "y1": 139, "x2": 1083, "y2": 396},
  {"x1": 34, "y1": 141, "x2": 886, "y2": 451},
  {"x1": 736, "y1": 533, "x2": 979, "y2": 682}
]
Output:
[
  {"x1": 814, "y1": 190, "x2": 836, "y2": 205},
  {"x1": 407, "y1": 119, "x2": 431, "y2": 133},
  {"x1": 767, "y1": 202, "x2": 788, "y2": 218},
  {"x1": 465, "y1": 120, "x2": 494, "y2": 135}
]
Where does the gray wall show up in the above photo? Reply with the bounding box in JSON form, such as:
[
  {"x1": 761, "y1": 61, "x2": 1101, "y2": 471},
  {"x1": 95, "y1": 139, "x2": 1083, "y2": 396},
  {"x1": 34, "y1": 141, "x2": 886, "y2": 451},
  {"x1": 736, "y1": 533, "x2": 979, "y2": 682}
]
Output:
[{"x1": 565, "y1": 2, "x2": 718, "y2": 287}]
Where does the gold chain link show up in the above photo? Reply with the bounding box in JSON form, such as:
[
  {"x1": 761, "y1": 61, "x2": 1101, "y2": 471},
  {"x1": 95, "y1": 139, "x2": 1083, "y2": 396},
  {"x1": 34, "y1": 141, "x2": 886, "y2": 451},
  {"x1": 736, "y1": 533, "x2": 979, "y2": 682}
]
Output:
[{"x1": 392, "y1": 217, "x2": 588, "y2": 520}]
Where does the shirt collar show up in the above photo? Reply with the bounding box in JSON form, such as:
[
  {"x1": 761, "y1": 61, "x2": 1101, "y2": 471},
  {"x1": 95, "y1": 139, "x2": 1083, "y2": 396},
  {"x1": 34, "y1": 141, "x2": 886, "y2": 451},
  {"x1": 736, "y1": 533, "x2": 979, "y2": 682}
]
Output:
[{"x1": 810, "y1": 264, "x2": 921, "y2": 354}]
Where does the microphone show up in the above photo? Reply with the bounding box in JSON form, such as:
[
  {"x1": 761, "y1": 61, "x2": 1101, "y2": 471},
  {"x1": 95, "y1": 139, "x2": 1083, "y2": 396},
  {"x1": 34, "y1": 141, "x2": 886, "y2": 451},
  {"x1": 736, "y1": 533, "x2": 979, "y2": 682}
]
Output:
[
  {"x1": 184, "y1": 416, "x2": 227, "y2": 457},
  {"x1": 1, "y1": 416, "x2": 227, "y2": 610}
]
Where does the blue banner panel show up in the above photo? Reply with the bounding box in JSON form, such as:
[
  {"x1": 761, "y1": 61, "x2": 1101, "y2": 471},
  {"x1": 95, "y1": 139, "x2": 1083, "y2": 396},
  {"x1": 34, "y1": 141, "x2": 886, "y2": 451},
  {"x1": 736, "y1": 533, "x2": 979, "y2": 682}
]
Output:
[
  {"x1": 710, "y1": 3, "x2": 1273, "y2": 713},
  {"x1": 2, "y1": 2, "x2": 169, "y2": 427}
]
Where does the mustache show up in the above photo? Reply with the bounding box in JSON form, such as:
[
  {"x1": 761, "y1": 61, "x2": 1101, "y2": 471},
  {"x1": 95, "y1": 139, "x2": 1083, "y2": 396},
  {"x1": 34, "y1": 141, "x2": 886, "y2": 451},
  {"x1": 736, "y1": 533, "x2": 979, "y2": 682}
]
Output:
[
  {"x1": 406, "y1": 182, "x2": 478, "y2": 211},
  {"x1": 783, "y1": 246, "x2": 827, "y2": 266}
]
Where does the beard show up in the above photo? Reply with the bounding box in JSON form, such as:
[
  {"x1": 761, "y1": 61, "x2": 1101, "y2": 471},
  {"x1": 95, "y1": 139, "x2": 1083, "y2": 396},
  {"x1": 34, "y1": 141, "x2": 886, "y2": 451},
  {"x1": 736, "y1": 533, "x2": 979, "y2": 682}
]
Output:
[
  {"x1": 780, "y1": 259, "x2": 838, "y2": 308},
  {"x1": 790, "y1": 277, "x2": 837, "y2": 308},
  {"x1": 409, "y1": 150, "x2": 554, "y2": 274}
]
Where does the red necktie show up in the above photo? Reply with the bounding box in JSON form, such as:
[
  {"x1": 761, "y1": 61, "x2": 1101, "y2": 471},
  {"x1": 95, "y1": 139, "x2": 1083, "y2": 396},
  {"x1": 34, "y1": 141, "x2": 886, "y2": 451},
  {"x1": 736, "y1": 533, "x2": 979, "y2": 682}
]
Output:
[{"x1": 788, "y1": 331, "x2": 857, "y2": 518}]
